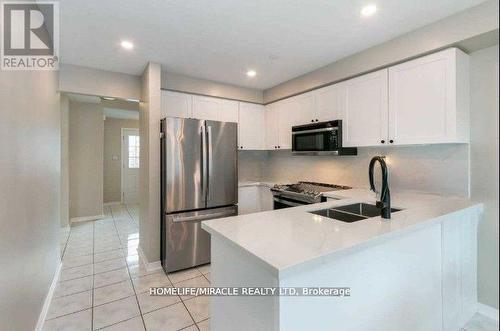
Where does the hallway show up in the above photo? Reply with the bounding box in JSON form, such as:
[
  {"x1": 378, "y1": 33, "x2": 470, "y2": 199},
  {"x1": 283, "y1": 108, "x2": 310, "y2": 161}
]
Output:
[{"x1": 45, "y1": 205, "x2": 210, "y2": 331}]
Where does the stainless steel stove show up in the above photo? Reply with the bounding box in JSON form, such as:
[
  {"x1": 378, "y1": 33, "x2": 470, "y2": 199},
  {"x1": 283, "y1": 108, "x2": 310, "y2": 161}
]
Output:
[{"x1": 271, "y1": 181, "x2": 352, "y2": 209}]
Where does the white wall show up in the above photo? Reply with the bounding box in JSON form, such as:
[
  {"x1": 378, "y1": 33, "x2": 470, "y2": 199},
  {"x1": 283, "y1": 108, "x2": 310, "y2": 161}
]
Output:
[
  {"x1": 60, "y1": 63, "x2": 142, "y2": 101},
  {"x1": 60, "y1": 95, "x2": 70, "y2": 227},
  {"x1": 0, "y1": 71, "x2": 60, "y2": 330},
  {"x1": 243, "y1": 144, "x2": 469, "y2": 197},
  {"x1": 69, "y1": 101, "x2": 104, "y2": 219},
  {"x1": 162, "y1": 72, "x2": 263, "y2": 104},
  {"x1": 239, "y1": 151, "x2": 268, "y2": 182},
  {"x1": 139, "y1": 62, "x2": 162, "y2": 262},
  {"x1": 470, "y1": 45, "x2": 499, "y2": 309}
]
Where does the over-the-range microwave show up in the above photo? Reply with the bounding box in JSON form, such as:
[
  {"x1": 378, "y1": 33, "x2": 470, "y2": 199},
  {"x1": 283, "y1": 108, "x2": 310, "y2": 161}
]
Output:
[{"x1": 291, "y1": 120, "x2": 357, "y2": 156}]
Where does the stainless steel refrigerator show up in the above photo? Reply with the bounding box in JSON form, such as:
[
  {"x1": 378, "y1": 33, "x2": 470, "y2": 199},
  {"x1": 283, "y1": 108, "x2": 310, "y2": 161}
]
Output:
[{"x1": 160, "y1": 117, "x2": 238, "y2": 273}]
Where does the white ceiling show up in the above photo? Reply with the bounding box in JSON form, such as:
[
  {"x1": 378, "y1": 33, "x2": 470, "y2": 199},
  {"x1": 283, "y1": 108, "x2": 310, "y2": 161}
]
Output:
[{"x1": 60, "y1": 0, "x2": 486, "y2": 89}]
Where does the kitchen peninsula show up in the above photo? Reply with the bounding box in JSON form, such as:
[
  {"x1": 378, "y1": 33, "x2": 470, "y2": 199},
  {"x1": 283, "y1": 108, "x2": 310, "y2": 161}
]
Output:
[{"x1": 202, "y1": 189, "x2": 483, "y2": 331}]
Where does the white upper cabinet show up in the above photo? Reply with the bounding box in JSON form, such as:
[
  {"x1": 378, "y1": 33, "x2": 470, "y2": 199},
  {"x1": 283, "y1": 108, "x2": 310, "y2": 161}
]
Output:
[
  {"x1": 163, "y1": 48, "x2": 469, "y2": 151},
  {"x1": 192, "y1": 96, "x2": 239, "y2": 122},
  {"x1": 388, "y1": 48, "x2": 469, "y2": 145},
  {"x1": 293, "y1": 92, "x2": 316, "y2": 125},
  {"x1": 161, "y1": 90, "x2": 192, "y2": 118},
  {"x1": 276, "y1": 99, "x2": 295, "y2": 149},
  {"x1": 342, "y1": 69, "x2": 389, "y2": 147},
  {"x1": 278, "y1": 86, "x2": 347, "y2": 127},
  {"x1": 192, "y1": 95, "x2": 220, "y2": 121},
  {"x1": 238, "y1": 103, "x2": 266, "y2": 150},
  {"x1": 220, "y1": 100, "x2": 239, "y2": 123},
  {"x1": 314, "y1": 84, "x2": 346, "y2": 122},
  {"x1": 264, "y1": 100, "x2": 293, "y2": 150},
  {"x1": 265, "y1": 103, "x2": 280, "y2": 150},
  {"x1": 165, "y1": 93, "x2": 239, "y2": 122}
]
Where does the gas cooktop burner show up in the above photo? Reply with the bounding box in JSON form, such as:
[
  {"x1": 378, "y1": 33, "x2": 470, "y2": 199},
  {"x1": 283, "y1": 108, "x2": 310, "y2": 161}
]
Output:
[
  {"x1": 271, "y1": 181, "x2": 352, "y2": 208},
  {"x1": 272, "y1": 181, "x2": 352, "y2": 198}
]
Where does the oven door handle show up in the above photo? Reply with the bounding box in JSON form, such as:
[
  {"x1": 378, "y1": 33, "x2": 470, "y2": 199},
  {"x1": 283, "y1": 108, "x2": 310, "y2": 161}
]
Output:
[
  {"x1": 273, "y1": 197, "x2": 305, "y2": 207},
  {"x1": 292, "y1": 127, "x2": 337, "y2": 135},
  {"x1": 172, "y1": 210, "x2": 236, "y2": 223}
]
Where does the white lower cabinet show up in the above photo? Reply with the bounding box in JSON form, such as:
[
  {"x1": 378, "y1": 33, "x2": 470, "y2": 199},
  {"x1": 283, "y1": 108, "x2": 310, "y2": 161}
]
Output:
[
  {"x1": 258, "y1": 186, "x2": 274, "y2": 211},
  {"x1": 238, "y1": 186, "x2": 259, "y2": 215},
  {"x1": 238, "y1": 184, "x2": 273, "y2": 215}
]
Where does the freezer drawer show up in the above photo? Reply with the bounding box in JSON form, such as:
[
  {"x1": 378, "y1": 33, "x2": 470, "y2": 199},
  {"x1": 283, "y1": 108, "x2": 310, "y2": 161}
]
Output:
[{"x1": 162, "y1": 205, "x2": 238, "y2": 273}]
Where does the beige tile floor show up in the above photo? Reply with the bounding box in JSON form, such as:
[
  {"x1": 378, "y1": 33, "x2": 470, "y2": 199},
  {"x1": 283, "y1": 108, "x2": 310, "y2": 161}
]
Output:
[
  {"x1": 462, "y1": 313, "x2": 499, "y2": 331},
  {"x1": 50, "y1": 205, "x2": 498, "y2": 331},
  {"x1": 46, "y1": 204, "x2": 211, "y2": 331}
]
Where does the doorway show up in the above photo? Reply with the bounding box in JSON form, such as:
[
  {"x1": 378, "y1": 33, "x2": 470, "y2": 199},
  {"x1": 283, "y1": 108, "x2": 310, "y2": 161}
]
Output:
[
  {"x1": 62, "y1": 92, "x2": 141, "y2": 227},
  {"x1": 121, "y1": 128, "x2": 140, "y2": 204}
]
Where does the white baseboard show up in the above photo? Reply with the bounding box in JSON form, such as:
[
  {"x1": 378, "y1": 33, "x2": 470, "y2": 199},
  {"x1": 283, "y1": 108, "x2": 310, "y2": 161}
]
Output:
[
  {"x1": 137, "y1": 246, "x2": 162, "y2": 272},
  {"x1": 103, "y1": 201, "x2": 122, "y2": 207},
  {"x1": 35, "y1": 262, "x2": 62, "y2": 331},
  {"x1": 70, "y1": 214, "x2": 104, "y2": 224},
  {"x1": 477, "y1": 302, "x2": 500, "y2": 322}
]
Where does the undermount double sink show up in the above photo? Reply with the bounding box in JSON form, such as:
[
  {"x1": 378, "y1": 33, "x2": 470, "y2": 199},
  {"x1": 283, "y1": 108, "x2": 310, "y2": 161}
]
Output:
[{"x1": 310, "y1": 203, "x2": 401, "y2": 223}]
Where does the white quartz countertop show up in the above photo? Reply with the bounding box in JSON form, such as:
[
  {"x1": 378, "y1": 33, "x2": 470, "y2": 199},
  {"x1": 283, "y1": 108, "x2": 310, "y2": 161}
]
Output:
[{"x1": 202, "y1": 189, "x2": 483, "y2": 277}]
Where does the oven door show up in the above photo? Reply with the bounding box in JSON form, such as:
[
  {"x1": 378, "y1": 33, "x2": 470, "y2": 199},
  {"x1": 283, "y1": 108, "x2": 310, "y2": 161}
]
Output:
[
  {"x1": 292, "y1": 127, "x2": 338, "y2": 152},
  {"x1": 273, "y1": 195, "x2": 310, "y2": 209}
]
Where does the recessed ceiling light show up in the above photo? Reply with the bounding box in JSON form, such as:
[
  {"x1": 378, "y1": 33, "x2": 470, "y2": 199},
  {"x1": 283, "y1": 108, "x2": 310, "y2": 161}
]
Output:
[
  {"x1": 101, "y1": 97, "x2": 115, "y2": 101},
  {"x1": 120, "y1": 40, "x2": 134, "y2": 50},
  {"x1": 246, "y1": 70, "x2": 257, "y2": 77},
  {"x1": 361, "y1": 4, "x2": 377, "y2": 17}
]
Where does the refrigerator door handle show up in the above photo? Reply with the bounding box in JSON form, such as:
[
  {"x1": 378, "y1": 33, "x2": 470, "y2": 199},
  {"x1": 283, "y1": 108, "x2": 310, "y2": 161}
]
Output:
[
  {"x1": 200, "y1": 125, "x2": 208, "y2": 201},
  {"x1": 207, "y1": 125, "x2": 213, "y2": 202},
  {"x1": 171, "y1": 210, "x2": 235, "y2": 223}
]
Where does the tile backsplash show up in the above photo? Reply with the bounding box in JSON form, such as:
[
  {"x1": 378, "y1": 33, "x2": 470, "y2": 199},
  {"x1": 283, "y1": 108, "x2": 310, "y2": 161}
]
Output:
[{"x1": 239, "y1": 144, "x2": 469, "y2": 197}]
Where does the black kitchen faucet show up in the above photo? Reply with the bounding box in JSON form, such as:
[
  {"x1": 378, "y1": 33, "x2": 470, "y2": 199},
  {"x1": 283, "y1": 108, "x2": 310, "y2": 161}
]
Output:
[{"x1": 369, "y1": 156, "x2": 391, "y2": 219}]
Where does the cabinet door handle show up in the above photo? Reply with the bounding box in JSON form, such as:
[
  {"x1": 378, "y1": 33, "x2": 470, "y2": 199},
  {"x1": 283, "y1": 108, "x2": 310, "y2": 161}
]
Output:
[
  {"x1": 389, "y1": 140, "x2": 394, "y2": 144},
  {"x1": 381, "y1": 140, "x2": 385, "y2": 144},
  {"x1": 311, "y1": 120, "x2": 314, "y2": 122},
  {"x1": 315, "y1": 119, "x2": 319, "y2": 122}
]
